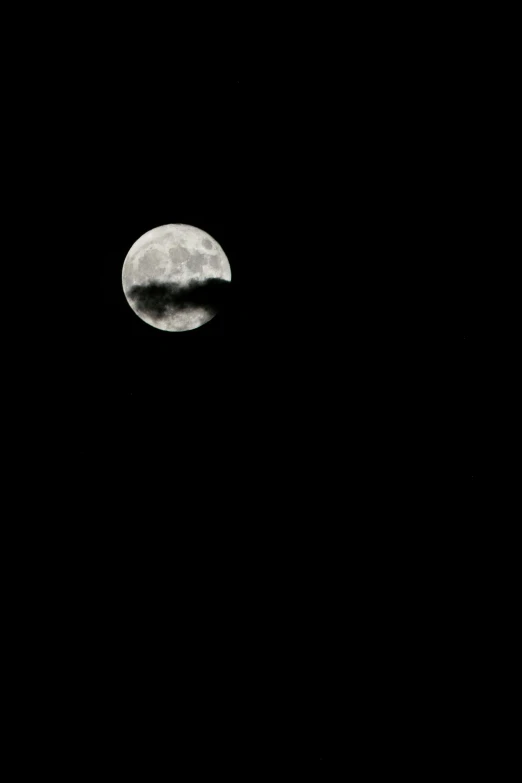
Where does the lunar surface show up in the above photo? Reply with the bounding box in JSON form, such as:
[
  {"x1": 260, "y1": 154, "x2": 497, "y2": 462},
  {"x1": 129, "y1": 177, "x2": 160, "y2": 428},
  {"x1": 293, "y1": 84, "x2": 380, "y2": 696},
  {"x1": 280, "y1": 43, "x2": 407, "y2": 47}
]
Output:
[{"x1": 122, "y1": 224, "x2": 232, "y2": 331}]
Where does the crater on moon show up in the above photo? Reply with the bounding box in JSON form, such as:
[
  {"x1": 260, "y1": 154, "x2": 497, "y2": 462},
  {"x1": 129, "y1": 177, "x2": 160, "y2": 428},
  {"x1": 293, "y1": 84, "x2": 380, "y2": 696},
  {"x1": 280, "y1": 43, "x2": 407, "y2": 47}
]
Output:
[
  {"x1": 186, "y1": 250, "x2": 207, "y2": 273},
  {"x1": 141, "y1": 248, "x2": 167, "y2": 276},
  {"x1": 169, "y1": 245, "x2": 190, "y2": 267}
]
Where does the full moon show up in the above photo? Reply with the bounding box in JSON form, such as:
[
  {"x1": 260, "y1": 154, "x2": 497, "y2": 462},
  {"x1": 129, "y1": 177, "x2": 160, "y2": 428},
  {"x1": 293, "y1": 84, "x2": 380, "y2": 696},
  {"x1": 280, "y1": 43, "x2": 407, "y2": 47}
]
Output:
[{"x1": 122, "y1": 224, "x2": 232, "y2": 331}]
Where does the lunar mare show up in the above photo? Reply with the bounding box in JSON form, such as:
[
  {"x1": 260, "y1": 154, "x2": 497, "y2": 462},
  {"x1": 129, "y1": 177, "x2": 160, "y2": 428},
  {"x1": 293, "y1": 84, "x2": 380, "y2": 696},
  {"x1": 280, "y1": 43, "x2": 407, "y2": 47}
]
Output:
[{"x1": 122, "y1": 224, "x2": 232, "y2": 331}]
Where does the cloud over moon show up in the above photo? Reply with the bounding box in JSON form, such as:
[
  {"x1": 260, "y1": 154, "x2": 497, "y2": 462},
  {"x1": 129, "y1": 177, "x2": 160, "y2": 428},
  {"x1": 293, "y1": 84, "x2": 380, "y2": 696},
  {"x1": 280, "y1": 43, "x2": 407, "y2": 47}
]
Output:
[{"x1": 127, "y1": 277, "x2": 232, "y2": 320}]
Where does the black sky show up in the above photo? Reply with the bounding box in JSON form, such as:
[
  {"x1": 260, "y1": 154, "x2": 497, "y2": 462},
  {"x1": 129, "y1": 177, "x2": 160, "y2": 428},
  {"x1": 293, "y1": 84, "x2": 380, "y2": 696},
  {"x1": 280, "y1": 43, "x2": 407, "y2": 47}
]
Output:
[
  {"x1": 44, "y1": 47, "x2": 486, "y2": 484},
  {"x1": 12, "y1": 9, "x2": 498, "y2": 772}
]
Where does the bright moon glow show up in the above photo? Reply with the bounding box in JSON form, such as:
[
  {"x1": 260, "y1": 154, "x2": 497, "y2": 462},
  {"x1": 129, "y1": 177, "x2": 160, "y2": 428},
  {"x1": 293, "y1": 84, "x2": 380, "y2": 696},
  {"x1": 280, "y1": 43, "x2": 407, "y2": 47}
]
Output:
[{"x1": 122, "y1": 224, "x2": 232, "y2": 332}]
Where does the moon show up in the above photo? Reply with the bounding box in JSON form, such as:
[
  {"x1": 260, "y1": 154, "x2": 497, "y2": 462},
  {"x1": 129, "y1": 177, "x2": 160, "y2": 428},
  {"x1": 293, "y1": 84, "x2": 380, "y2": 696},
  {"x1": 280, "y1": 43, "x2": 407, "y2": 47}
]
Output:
[{"x1": 122, "y1": 224, "x2": 232, "y2": 331}]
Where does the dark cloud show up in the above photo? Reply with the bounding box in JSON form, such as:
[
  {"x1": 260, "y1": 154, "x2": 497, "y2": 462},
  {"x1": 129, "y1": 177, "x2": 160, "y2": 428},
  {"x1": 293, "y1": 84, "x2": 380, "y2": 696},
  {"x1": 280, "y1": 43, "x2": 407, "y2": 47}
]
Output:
[{"x1": 127, "y1": 277, "x2": 231, "y2": 319}]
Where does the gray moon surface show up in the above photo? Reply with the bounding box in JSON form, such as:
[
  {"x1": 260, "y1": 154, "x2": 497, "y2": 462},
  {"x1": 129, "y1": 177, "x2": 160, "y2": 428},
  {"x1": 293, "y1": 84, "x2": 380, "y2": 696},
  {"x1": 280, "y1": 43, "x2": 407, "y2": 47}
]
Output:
[{"x1": 122, "y1": 224, "x2": 232, "y2": 331}]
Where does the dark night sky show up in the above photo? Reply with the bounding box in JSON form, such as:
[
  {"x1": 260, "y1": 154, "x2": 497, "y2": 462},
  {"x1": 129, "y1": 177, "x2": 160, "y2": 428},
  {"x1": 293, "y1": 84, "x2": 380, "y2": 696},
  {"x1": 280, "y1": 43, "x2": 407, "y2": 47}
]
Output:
[
  {"x1": 40, "y1": 45, "x2": 486, "y2": 488},
  {"x1": 11, "y1": 9, "x2": 500, "y2": 772}
]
